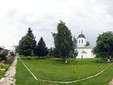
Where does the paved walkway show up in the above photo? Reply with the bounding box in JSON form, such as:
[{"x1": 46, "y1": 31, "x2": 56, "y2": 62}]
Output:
[{"x1": 0, "y1": 56, "x2": 17, "y2": 85}]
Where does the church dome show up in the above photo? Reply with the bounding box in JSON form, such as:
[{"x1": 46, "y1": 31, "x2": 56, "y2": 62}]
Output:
[{"x1": 78, "y1": 32, "x2": 86, "y2": 38}]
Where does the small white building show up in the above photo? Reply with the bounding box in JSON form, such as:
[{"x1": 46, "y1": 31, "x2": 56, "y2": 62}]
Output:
[{"x1": 76, "y1": 32, "x2": 95, "y2": 58}]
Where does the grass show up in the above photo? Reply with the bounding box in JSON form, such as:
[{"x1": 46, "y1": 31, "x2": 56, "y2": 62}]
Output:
[{"x1": 16, "y1": 58, "x2": 113, "y2": 85}]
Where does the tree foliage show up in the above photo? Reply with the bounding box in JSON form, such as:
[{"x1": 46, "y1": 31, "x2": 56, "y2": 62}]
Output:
[
  {"x1": 52, "y1": 21, "x2": 74, "y2": 62},
  {"x1": 15, "y1": 45, "x2": 19, "y2": 54},
  {"x1": 18, "y1": 27, "x2": 37, "y2": 56},
  {"x1": 18, "y1": 35, "x2": 32, "y2": 56},
  {"x1": 36, "y1": 37, "x2": 48, "y2": 57},
  {"x1": 94, "y1": 31, "x2": 113, "y2": 62},
  {"x1": 27, "y1": 27, "x2": 37, "y2": 55},
  {"x1": 0, "y1": 49, "x2": 8, "y2": 60},
  {"x1": 73, "y1": 36, "x2": 77, "y2": 49},
  {"x1": 48, "y1": 47, "x2": 53, "y2": 57}
]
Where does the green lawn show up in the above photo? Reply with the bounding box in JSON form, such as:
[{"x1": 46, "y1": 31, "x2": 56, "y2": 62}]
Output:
[{"x1": 16, "y1": 58, "x2": 113, "y2": 85}]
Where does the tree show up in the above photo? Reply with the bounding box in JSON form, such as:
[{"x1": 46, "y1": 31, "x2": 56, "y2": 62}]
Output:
[
  {"x1": 94, "y1": 31, "x2": 113, "y2": 62},
  {"x1": 52, "y1": 21, "x2": 74, "y2": 63},
  {"x1": 27, "y1": 27, "x2": 37, "y2": 55},
  {"x1": 15, "y1": 45, "x2": 19, "y2": 54},
  {"x1": 73, "y1": 36, "x2": 77, "y2": 49},
  {"x1": 53, "y1": 48, "x2": 60, "y2": 58},
  {"x1": 18, "y1": 35, "x2": 33, "y2": 56},
  {"x1": 0, "y1": 49, "x2": 8, "y2": 61},
  {"x1": 36, "y1": 37, "x2": 48, "y2": 57},
  {"x1": 18, "y1": 28, "x2": 37, "y2": 56},
  {"x1": 48, "y1": 47, "x2": 53, "y2": 57}
]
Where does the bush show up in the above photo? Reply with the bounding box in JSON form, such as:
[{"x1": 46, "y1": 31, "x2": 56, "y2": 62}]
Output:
[
  {"x1": 0, "y1": 50, "x2": 8, "y2": 61},
  {"x1": 0, "y1": 64, "x2": 9, "y2": 69}
]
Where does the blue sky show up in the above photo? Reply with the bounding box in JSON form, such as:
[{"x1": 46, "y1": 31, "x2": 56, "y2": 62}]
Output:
[{"x1": 0, "y1": 0, "x2": 113, "y2": 50}]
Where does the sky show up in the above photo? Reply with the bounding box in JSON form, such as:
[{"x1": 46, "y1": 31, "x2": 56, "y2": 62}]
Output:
[{"x1": 0, "y1": 0, "x2": 113, "y2": 50}]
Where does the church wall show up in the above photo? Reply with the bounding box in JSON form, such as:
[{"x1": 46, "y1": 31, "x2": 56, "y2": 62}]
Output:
[{"x1": 76, "y1": 48, "x2": 95, "y2": 58}]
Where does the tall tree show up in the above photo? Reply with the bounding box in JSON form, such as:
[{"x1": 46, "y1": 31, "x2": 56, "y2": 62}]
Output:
[
  {"x1": 72, "y1": 36, "x2": 78, "y2": 59},
  {"x1": 27, "y1": 27, "x2": 37, "y2": 55},
  {"x1": 18, "y1": 35, "x2": 32, "y2": 56},
  {"x1": 18, "y1": 28, "x2": 37, "y2": 56},
  {"x1": 36, "y1": 37, "x2": 48, "y2": 57},
  {"x1": 94, "y1": 31, "x2": 113, "y2": 62},
  {"x1": 53, "y1": 21, "x2": 74, "y2": 63},
  {"x1": 48, "y1": 47, "x2": 53, "y2": 57}
]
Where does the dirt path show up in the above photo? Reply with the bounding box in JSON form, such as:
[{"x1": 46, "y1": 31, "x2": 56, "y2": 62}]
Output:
[{"x1": 0, "y1": 56, "x2": 17, "y2": 85}]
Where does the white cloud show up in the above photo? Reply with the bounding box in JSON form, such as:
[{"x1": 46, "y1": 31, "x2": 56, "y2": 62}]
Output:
[{"x1": 0, "y1": 0, "x2": 113, "y2": 50}]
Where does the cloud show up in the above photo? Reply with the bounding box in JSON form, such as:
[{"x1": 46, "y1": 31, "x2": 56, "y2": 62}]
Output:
[{"x1": 0, "y1": 0, "x2": 113, "y2": 50}]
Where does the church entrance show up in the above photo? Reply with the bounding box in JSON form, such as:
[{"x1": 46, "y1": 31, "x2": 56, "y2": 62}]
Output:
[{"x1": 81, "y1": 55, "x2": 83, "y2": 58}]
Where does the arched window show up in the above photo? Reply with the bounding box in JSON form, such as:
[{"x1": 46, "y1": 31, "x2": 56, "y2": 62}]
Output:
[
  {"x1": 82, "y1": 40, "x2": 83, "y2": 44},
  {"x1": 79, "y1": 40, "x2": 80, "y2": 44}
]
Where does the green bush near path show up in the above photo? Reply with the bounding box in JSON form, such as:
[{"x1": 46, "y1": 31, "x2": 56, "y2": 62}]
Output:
[
  {"x1": 16, "y1": 58, "x2": 113, "y2": 85},
  {"x1": 0, "y1": 70, "x2": 5, "y2": 78},
  {"x1": 0, "y1": 63, "x2": 10, "y2": 78}
]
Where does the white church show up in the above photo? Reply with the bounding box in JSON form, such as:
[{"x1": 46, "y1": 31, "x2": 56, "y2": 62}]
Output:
[{"x1": 76, "y1": 32, "x2": 95, "y2": 58}]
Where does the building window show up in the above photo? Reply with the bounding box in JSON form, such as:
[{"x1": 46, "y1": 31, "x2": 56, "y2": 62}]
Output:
[
  {"x1": 79, "y1": 40, "x2": 80, "y2": 44},
  {"x1": 82, "y1": 40, "x2": 83, "y2": 44}
]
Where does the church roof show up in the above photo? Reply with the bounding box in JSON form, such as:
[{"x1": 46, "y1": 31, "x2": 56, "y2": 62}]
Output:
[
  {"x1": 78, "y1": 32, "x2": 86, "y2": 38},
  {"x1": 81, "y1": 51, "x2": 87, "y2": 53}
]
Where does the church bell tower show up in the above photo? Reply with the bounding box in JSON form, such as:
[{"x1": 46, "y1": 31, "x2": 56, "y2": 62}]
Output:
[{"x1": 77, "y1": 32, "x2": 86, "y2": 47}]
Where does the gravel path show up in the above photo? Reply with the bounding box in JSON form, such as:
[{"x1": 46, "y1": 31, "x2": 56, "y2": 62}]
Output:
[{"x1": 0, "y1": 56, "x2": 17, "y2": 85}]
